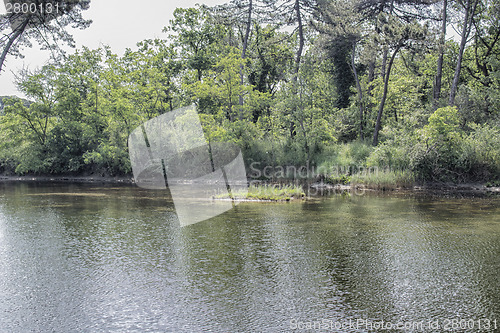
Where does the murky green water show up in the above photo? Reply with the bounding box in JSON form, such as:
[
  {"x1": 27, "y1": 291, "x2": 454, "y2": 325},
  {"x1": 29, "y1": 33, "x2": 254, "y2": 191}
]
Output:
[{"x1": 0, "y1": 182, "x2": 499, "y2": 332}]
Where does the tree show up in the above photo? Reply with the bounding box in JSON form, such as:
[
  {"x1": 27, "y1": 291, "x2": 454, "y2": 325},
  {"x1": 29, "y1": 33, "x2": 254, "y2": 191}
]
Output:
[
  {"x1": 274, "y1": 0, "x2": 318, "y2": 87},
  {"x1": 0, "y1": 0, "x2": 91, "y2": 73},
  {"x1": 468, "y1": 0, "x2": 500, "y2": 89},
  {"x1": 0, "y1": 64, "x2": 59, "y2": 173},
  {"x1": 264, "y1": 0, "x2": 318, "y2": 138},
  {"x1": 314, "y1": 0, "x2": 364, "y2": 135},
  {"x1": 433, "y1": 0, "x2": 448, "y2": 103},
  {"x1": 212, "y1": 0, "x2": 255, "y2": 112},
  {"x1": 372, "y1": 17, "x2": 429, "y2": 146},
  {"x1": 190, "y1": 48, "x2": 271, "y2": 122},
  {"x1": 449, "y1": 0, "x2": 480, "y2": 105},
  {"x1": 165, "y1": 5, "x2": 224, "y2": 82},
  {"x1": 248, "y1": 24, "x2": 294, "y2": 121}
]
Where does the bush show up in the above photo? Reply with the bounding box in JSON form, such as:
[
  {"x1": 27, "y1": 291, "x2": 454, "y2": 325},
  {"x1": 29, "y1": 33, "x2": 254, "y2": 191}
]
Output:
[
  {"x1": 318, "y1": 141, "x2": 372, "y2": 171},
  {"x1": 366, "y1": 144, "x2": 412, "y2": 170},
  {"x1": 410, "y1": 107, "x2": 500, "y2": 182},
  {"x1": 13, "y1": 142, "x2": 52, "y2": 175},
  {"x1": 83, "y1": 144, "x2": 131, "y2": 176},
  {"x1": 457, "y1": 123, "x2": 500, "y2": 181},
  {"x1": 366, "y1": 125, "x2": 416, "y2": 171},
  {"x1": 411, "y1": 106, "x2": 464, "y2": 181}
]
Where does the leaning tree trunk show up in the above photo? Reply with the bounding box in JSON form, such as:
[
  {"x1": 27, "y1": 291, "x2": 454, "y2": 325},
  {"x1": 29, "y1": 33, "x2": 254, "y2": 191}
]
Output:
[
  {"x1": 380, "y1": 0, "x2": 395, "y2": 82},
  {"x1": 0, "y1": 18, "x2": 29, "y2": 74},
  {"x1": 351, "y1": 42, "x2": 364, "y2": 140},
  {"x1": 238, "y1": 0, "x2": 253, "y2": 120},
  {"x1": 293, "y1": 0, "x2": 304, "y2": 88},
  {"x1": 434, "y1": 0, "x2": 447, "y2": 104},
  {"x1": 449, "y1": 0, "x2": 473, "y2": 105},
  {"x1": 289, "y1": 0, "x2": 305, "y2": 139},
  {"x1": 373, "y1": 45, "x2": 401, "y2": 146}
]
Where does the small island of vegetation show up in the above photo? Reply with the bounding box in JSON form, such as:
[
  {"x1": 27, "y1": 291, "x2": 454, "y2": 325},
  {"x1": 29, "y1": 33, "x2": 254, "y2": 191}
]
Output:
[{"x1": 215, "y1": 184, "x2": 306, "y2": 201}]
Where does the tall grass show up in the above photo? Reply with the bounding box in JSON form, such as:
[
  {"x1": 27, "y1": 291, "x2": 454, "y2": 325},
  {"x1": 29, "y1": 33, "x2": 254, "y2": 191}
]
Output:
[
  {"x1": 350, "y1": 169, "x2": 415, "y2": 190},
  {"x1": 318, "y1": 141, "x2": 373, "y2": 171},
  {"x1": 216, "y1": 184, "x2": 305, "y2": 201}
]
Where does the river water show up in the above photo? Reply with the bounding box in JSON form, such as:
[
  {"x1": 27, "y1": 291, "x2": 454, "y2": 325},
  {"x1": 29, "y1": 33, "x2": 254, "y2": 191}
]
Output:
[{"x1": 0, "y1": 182, "x2": 499, "y2": 332}]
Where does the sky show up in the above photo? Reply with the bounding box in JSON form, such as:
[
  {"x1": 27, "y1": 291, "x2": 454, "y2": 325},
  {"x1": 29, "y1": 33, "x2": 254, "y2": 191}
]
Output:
[{"x1": 0, "y1": 0, "x2": 225, "y2": 97}]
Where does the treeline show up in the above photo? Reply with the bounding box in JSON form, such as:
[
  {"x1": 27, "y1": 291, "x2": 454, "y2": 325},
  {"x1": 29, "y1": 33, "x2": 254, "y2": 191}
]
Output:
[{"x1": 0, "y1": 0, "x2": 499, "y2": 183}]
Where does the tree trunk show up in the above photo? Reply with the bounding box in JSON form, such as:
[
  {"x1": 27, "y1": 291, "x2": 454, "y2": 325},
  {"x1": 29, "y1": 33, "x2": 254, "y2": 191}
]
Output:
[
  {"x1": 381, "y1": 46, "x2": 388, "y2": 82},
  {"x1": 367, "y1": 57, "x2": 376, "y2": 113},
  {"x1": 290, "y1": 0, "x2": 304, "y2": 138},
  {"x1": 293, "y1": 0, "x2": 304, "y2": 87},
  {"x1": 433, "y1": 0, "x2": 447, "y2": 104},
  {"x1": 351, "y1": 42, "x2": 364, "y2": 140},
  {"x1": 380, "y1": 0, "x2": 395, "y2": 82},
  {"x1": 449, "y1": 0, "x2": 474, "y2": 105},
  {"x1": 368, "y1": 58, "x2": 375, "y2": 87},
  {"x1": 239, "y1": 0, "x2": 253, "y2": 120},
  {"x1": 373, "y1": 45, "x2": 400, "y2": 146},
  {"x1": 0, "y1": 18, "x2": 29, "y2": 73}
]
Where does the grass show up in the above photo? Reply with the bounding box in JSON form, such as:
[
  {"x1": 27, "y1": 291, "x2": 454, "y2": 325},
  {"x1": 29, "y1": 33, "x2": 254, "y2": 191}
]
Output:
[
  {"x1": 317, "y1": 141, "x2": 373, "y2": 171},
  {"x1": 324, "y1": 174, "x2": 351, "y2": 185},
  {"x1": 350, "y1": 169, "x2": 415, "y2": 190},
  {"x1": 215, "y1": 184, "x2": 306, "y2": 201}
]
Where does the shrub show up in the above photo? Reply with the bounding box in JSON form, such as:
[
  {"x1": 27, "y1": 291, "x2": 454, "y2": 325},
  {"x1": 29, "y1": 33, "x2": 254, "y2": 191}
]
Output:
[
  {"x1": 318, "y1": 141, "x2": 372, "y2": 171},
  {"x1": 412, "y1": 106, "x2": 464, "y2": 181},
  {"x1": 410, "y1": 107, "x2": 500, "y2": 182},
  {"x1": 457, "y1": 123, "x2": 500, "y2": 181}
]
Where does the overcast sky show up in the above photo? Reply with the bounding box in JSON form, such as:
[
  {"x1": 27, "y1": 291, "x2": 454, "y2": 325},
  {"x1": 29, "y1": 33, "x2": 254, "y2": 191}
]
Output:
[{"x1": 0, "y1": 0, "x2": 225, "y2": 97}]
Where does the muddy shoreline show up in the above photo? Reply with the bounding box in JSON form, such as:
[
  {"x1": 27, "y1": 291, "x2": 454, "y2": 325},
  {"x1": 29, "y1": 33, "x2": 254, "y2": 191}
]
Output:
[
  {"x1": 0, "y1": 175, "x2": 134, "y2": 184},
  {"x1": 1, "y1": 175, "x2": 499, "y2": 196}
]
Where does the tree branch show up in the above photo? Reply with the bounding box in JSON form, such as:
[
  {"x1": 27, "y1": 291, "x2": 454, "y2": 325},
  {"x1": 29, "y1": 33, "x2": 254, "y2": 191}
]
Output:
[{"x1": 0, "y1": 17, "x2": 29, "y2": 73}]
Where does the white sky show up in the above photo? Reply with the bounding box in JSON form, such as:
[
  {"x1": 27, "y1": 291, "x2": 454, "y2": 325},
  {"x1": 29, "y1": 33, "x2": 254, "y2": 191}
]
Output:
[{"x1": 0, "y1": 0, "x2": 225, "y2": 97}]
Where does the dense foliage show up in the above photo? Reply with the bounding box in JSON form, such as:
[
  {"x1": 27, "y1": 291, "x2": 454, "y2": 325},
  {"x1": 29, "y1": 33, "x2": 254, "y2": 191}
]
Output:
[{"x1": 1, "y1": 1, "x2": 499, "y2": 184}]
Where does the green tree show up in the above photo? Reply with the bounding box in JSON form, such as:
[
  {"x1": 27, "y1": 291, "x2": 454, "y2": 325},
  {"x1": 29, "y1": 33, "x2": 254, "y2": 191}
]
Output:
[
  {"x1": 165, "y1": 5, "x2": 224, "y2": 82},
  {"x1": 372, "y1": 17, "x2": 429, "y2": 146}
]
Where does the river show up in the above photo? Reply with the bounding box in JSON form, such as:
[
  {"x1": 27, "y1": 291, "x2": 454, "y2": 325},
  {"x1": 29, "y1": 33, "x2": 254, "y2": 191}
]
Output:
[{"x1": 0, "y1": 182, "x2": 499, "y2": 332}]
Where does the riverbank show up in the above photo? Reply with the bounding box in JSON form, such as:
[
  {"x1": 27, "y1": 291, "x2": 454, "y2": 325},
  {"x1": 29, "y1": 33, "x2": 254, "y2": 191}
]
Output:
[
  {"x1": 1, "y1": 175, "x2": 499, "y2": 198},
  {"x1": 310, "y1": 181, "x2": 500, "y2": 196},
  {"x1": 0, "y1": 175, "x2": 134, "y2": 183}
]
